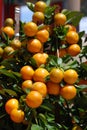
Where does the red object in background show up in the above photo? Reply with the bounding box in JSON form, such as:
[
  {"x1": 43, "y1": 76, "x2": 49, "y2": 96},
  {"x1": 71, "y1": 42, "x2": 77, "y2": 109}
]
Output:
[
  {"x1": 0, "y1": 0, "x2": 4, "y2": 28},
  {"x1": 50, "y1": 1, "x2": 63, "y2": 12},
  {"x1": 0, "y1": 1, "x2": 16, "y2": 28},
  {"x1": 4, "y1": 3, "x2": 16, "y2": 21}
]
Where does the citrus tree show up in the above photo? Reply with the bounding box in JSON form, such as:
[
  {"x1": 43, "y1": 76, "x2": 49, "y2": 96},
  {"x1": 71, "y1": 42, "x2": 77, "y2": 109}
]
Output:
[{"x1": 0, "y1": 1, "x2": 87, "y2": 130}]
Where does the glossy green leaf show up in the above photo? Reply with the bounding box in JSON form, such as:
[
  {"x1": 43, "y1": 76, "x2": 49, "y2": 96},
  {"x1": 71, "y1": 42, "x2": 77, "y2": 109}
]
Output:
[
  {"x1": 31, "y1": 124, "x2": 43, "y2": 130},
  {"x1": 0, "y1": 69, "x2": 16, "y2": 78},
  {"x1": 26, "y1": 2, "x2": 34, "y2": 12},
  {"x1": 3, "y1": 89, "x2": 17, "y2": 96}
]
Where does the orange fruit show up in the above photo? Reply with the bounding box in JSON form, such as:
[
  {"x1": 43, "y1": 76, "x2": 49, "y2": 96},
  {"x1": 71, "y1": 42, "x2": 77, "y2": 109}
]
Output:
[
  {"x1": 65, "y1": 24, "x2": 76, "y2": 32},
  {"x1": 33, "y1": 68, "x2": 49, "y2": 83},
  {"x1": 64, "y1": 69, "x2": 78, "y2": 84},
  {"x1": 3, "y1": 26, "x2": 14, "y2": 38},
  {"x1": 46, "y1": 81, "x2": 60, "y2": 95},
  {"x1": 22, "y1": 80, "x2": 33, "y2": 92},
  {"x1": 59, "y1": 48, "x2": 67, "y2": 58},
  {"x1": 24, "y1": 22, "x2": 38, "y2": 37},
  {"x1": 50, "y1": 68, "x2": 64, "y2": 83},
  {"x1": 72, "y1": 125, "x2": 82, "y2": 130},
  {"x1": 4, "y1": 46, "x2": 14, "y2": 54},
  {"x1": 3, "y1": 46, "x2": 14, "y2": 58},
  {"x1": 34, "y1": 1, "x2": 47, "y2": 13},
  {"x1": 26, "y1": 91, "x2": 43, "y2": 108},
  {"x1": 36, "y1": 29, "x2": 49, "y2": 43},
  {"x1": 20, "y1": 65, "x2": 34, "y2": 80},
  {"x1": 0, "y1": 47, "x2": 4, "y2": 56},
  {"x1": 32, "y1": 82, "x2": 47, "y2": 97},
  {"x1": 10, "y1": 109, "x2": 24, "y2": 123},
  {"x1": 54, "y1": 13, "x2": 67, "y2": 26},
  {"x1": 10, "y1": 39, "x2": 21, "y2": 50},
  {"x1": 60, "y1": 85, "x2": 77, "y2": 100},
  {"x1": 27, "y1": 39, "x2": 42, "y2": 53},
  {"x1": 67, "y1": 44, "x2": 81, "y2": 56},
  {"x1": 5, "y1": 98, "x2": 19, "y2": 114},
  {"x1": 66, "y1": 31, "x2": 79, "y2": 44},
  {"x1": 32, "y1": 11, "x2": 45, "y2": 24},
  {"x1": 32, "y1": 53, "x2": 48, "y2": 67},
  {"x1": 4, "y1": 18, "x2": 14, "y2": 27}
]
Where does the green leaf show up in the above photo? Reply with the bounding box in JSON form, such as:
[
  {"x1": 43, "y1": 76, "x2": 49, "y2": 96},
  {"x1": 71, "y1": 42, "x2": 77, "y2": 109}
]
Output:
[
  {"x1": 62, "y1": 54, "x2": 72, "y2": 63},
  {"x1": 80, "y1": 63, "x2": 87, "y2": 71},
  {"x1": 11, "y1": 71, "x2": 21, "y2": 78},
  {"x1": 26, "y1": 2, "x2": 34, "y2": 12},
  {"x1": 40, "y1": 101, "x2": 54, "y2": 112},
  {"x1": 0, "y1": 90, "x2": 6, "y2": 95},
  {"x1": 38, "y1": 113, "x2": 47, "y2": 125},
  {"x1": 63, "y1": 60, "x2": 78, "y2": 70},
  {"x1": 44, "y1": 6, "x2": 56, "y2": 24},
  {"x1": 3, "y1": 89, "x2": 17, "y2": 96},
  {"x1": 57, "y1": 58, "x2": 63, "y2": 65},
  {"x1": 31, "y1": 124, "x2": 43, "y2": 130},
  {"x1": 0, "y1": 69, "x2": 17, "y2": 80},
  {"x1": 61, "y1": 9, "x2": 70, "y2": 15},
  {"x1": 76, "y1": 85, "x2": 87, "y2": 92},
  {"x1": 75, "y1": 95, "x2": 87, "y2": 109},
  {"x1": 44, "y1": 0, "x2": 51, "y2": 5},
  {"x1": 78, "y1": 31, "x2": 85, "y2": 39},
  {"x1": 0, "y1": 42, "x2": 6, "y2": 48},
  {"x1": 29, "y1": 57, "x2": 37, "y2": 68},
  {"x1": 45, "y1": 124, "x2": 58, "y2": 130},
  {"x1": 0, "y1": 113, "x2": 6, "y2": 119},
  {"x1": 63, "y1": 10, "x2": 84, "y2": 26}
]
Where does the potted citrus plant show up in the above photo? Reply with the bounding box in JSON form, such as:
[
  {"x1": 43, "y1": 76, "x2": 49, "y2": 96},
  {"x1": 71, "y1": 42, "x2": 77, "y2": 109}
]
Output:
[{"x1": 0, "y1": 1, "x2": 87, "y2": 130}]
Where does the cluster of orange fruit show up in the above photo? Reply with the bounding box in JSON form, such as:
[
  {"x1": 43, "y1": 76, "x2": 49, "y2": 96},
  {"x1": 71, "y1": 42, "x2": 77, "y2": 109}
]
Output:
[
  {"x1": 2, "y1": 1, "x2": 82, "y2": 124},
  {"x1": 5, "y1": 98, "x2": 25, "y2": 123},
  {"x1": 0, "y1": 18, "x2": 22, "y2": 59},
  {"x1": 4, "y1": 63, "x2": 79, "y2": 124},
  {"x1": 59, "y1": 26, "x2": 81, "y2": 57},
  {"x1": 20, "y1": 65, "x2": 78, "y2": 109}
]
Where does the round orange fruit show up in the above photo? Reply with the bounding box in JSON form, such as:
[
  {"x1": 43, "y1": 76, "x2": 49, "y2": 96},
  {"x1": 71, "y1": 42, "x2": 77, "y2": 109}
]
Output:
[
  {"x1": 34, "y1": 1, "x2": 47, "y2": 13},
  {"x1": 10, "y1": 39, "x2": 21, "y2": 50},
  {"x1": 4, "y1": 18, "x2": 14, "y2": 27},
  {"x1": 46, "y1": 81, "x2": 60, "y2": 95},
  {"x1": 10, "y1": 109, "x2": 25, "y2": 123},
  {"x1": 32, "y1": 53, "x2": 48, "y2": 67},
  {"x1": 27, "y1": 39, "x2": 42, "y2": 53},
  {"x1": 32, "y1": 11, "x2": 45, "y2": 24},
  {"x1": 5, "y1": 98, "x2": 19, "y2": 114},
  {"x1": 32, "y1": 82, "x2": 47, "y2": 97},
  {"x1": 24, "y1": 22, "x2": 38, "y2": 37},
  {"x1": 66, "y1": 31, "x2": 79, "y2": 44},
  {"x1": 54, "y1": 13, "x2": 67, "y2": 26},
  {"x1": 3, "y1": 26, "x2": 14, "y2": 38},
  {"x1": 26, "y1": 91, "x2": 43, "y2": 108},
  {"x1": 60, "y1": 85, "x2": 77, "y2": 100},
  {"x1": 36, "y1": 29, "x2": 49, "y2": 43},
  {"x1": 33, "y1": 68, "x2": 49, "y2": 83},
  {"x1": 67, "y1": 44, "x2": 81, "y2": 56},
  {"x1": 50, "y1": 68, "x2": 64, "y2": 83},
  {"x1": 65, "y1": 24, "x2": 76, "y2": 32},
  {"x1": 20, "y1": 65, "x2": 34, "y2": 80},
  {"x1": 64, "y1": 69, "x2": 78, "y2": 84},
  {"x1": 22, "y1": 80, "x2": 33, "y2": 92}
]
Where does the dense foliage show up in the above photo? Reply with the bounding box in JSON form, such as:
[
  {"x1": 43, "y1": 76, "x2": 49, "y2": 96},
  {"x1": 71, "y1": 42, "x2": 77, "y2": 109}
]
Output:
[{"x1": 0, "y1": 1, "x2": 87, "y2": 130}]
